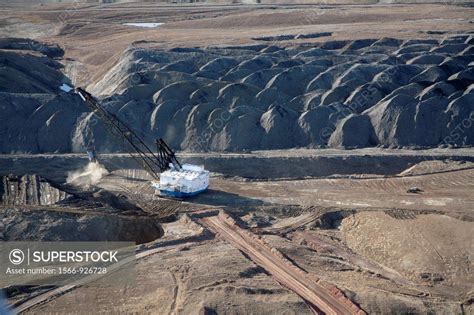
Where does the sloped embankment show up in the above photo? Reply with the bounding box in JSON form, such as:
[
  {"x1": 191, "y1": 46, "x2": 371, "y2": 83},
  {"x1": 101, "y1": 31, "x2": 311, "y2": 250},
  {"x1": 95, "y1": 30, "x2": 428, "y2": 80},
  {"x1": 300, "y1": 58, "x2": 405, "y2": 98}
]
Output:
[
  {"x1": 0, "y1": 174, "x2": 163, "y2": 244},
  {"x1": 1, "y1": 36, "x2": 473, "y2": 153}
]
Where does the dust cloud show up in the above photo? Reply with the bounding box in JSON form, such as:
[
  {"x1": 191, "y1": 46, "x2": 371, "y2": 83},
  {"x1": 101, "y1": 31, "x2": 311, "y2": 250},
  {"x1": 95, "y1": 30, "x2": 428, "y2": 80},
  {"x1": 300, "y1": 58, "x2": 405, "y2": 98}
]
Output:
[{"x1": 66, "y1": 162, "x2": 108, "y2": 186}]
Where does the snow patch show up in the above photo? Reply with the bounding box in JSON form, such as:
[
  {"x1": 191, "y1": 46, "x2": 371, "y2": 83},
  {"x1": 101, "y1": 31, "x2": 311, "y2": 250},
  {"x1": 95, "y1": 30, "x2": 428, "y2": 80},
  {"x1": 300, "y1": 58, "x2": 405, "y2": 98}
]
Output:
[{"x1": 123, "y1": 23, "x2": 164, "y2": 28}]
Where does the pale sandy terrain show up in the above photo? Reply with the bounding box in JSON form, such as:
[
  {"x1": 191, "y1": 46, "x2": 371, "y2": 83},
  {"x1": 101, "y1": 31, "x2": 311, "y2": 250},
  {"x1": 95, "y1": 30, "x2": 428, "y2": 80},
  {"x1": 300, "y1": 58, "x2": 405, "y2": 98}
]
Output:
[
  {"x1": 207, "y1": 167, "x2": 474, "y2": 211},
  {"x1": 1, "y1": 2, "x2": 472, "y2": 86},
  {"x1": 2, "y1": 156, "x2": 473, "y2": 314},
  {"x1": 1, "y1": 2, "x2": 473, "y2": 314}
]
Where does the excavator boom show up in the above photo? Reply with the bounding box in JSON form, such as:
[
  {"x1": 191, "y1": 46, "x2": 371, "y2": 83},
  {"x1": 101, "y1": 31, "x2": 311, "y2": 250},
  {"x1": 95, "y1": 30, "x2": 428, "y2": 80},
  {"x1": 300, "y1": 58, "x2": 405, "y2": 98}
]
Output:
[{"x1": 76, "y1": 87, "x2": 181, "y2": 180}]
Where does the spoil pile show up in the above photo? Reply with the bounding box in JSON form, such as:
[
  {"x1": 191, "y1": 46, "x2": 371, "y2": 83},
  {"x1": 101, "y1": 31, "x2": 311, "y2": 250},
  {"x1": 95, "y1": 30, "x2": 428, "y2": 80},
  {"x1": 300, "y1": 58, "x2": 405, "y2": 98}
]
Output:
[
  {"x1": 1, "y1": 35, "x2": 473, "y2": 153},
  {"x1": 0, "y1": 39, "x2": 89, "y2": 153}
]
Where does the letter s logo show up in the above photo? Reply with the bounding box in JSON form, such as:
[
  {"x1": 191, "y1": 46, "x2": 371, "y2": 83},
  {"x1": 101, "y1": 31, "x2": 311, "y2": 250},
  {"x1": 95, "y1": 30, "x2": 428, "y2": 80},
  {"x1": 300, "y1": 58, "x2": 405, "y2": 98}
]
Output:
[{"x1": 9, "y1": 249, "x2": 25, "y2": 265}]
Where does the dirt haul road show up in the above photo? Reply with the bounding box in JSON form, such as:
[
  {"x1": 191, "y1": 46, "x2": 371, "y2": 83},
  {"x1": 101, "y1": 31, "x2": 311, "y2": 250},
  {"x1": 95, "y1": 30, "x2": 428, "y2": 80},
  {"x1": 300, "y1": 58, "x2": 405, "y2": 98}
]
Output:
[
  {"x1": 200, "y1": 212, "x2": 365, "y2": 315},
  {"x1": 13, "y1": 238, "x2": 206, "y2": 313}
]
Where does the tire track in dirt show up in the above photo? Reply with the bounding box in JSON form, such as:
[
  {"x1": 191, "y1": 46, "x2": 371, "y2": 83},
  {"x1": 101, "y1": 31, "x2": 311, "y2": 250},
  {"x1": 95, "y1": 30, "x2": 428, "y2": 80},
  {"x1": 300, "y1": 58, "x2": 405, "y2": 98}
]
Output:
[{"x1": 14, "y1": 239, "x2": 206, "y2": 314}]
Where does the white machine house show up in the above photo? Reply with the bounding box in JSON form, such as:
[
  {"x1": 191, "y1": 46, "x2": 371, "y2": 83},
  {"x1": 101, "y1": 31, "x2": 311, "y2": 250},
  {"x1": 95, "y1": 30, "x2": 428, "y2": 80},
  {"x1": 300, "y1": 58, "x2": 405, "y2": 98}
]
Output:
[
  {"x1": 76, "y1": 87, "x2": 209, "y2": 198},
  {"x1": 152, "y1": 163, "x2": 209, "y2": 198}
]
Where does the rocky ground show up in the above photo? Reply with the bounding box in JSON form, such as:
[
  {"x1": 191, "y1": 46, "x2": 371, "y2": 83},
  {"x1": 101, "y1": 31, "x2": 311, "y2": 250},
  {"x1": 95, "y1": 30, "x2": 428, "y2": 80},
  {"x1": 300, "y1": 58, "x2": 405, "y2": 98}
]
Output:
[
  {"x1": 0, "y1": 2, "x2": 473, "y2": 153},
  {"x1": 1, "y1": 156, "x2": 473, "y2": 314},
  {"x1": 1, "y1": 34, "x2": 473, "y2": 153},
  {"x1": 1, "y1": 1, "x2": 473, "y2": 314}
]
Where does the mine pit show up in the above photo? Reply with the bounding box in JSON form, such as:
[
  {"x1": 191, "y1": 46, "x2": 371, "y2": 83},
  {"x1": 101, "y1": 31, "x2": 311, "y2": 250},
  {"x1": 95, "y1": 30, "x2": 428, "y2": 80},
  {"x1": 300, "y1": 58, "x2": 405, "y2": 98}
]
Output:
[
  {"x1": 0, "y1": 172, "x2": 166, "y2": 244},
  {"x1": 2, "y1": 208, "x2": 163, "y2": 244},
  {"x1": 1, "y1": 175, "x2": 72, "y2": 206},
  {"x1": 1, "y1": 1, "x2": 473, "y2": 314}
]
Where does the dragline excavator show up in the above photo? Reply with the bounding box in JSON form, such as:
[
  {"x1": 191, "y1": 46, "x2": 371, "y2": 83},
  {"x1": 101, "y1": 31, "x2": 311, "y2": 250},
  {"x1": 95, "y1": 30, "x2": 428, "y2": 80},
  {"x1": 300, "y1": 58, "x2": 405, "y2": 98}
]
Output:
[{"x1": 76, "y1": 87, "x2": 209, "y2": 198}]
